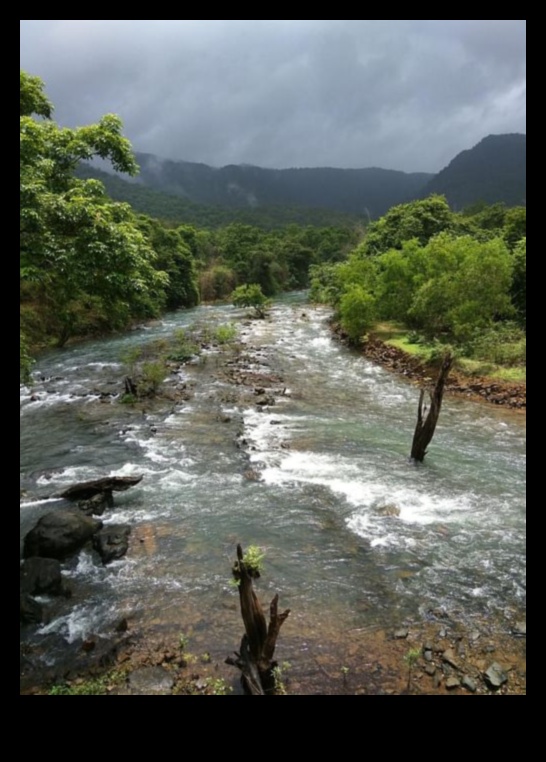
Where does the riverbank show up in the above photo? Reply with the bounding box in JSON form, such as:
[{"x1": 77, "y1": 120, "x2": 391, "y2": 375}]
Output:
[
  {"x1": 20, "y1": 304, "x2": 526, "y2": 695},
  {"x1": 331, "y1": 324, "x2": 526, "y2": 410}
]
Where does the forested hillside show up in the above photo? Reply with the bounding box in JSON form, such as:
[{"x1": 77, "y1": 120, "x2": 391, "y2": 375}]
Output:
[
  {"x1": 131, "y1": 153, "x2": 432, "y2": 217},
  {"x1": 422, "y1": 134, "x2": 526, "y2": 209},
  {"x1": 76, "y1": 164, "x2": 364, "y2": 229}
]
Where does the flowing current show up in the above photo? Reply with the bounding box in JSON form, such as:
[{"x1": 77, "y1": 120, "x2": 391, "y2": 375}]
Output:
[{"x1": 20, "y1": 295, "x2": 526, "y2": 667}]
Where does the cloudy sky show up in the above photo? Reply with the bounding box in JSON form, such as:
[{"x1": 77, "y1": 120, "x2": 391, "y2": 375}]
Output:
[{"x1": 20, "y1": 20, "x2": 526, "y2": 173}]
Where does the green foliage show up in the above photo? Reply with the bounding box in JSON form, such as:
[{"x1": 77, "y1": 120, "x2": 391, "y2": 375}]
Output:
[
  {"x1": 242, "y1": 545, "x2": 266, "y2": 575},
  {"x1": 20, "y1": 71, "x2": 169, "y2": 351},
  {"x1": 167, "y1": 328, "x2": 199, "y2": 362},
  {"x1": 403, "y1": 647, "x2": 421, "y2": 693},
  {"x1": 510, "y1": 237, "x2": 526, "y2": 328},
  {"x1": 136, "y1": 215, "x2": 199, "y2": 310},
  {"x1": 408, "y1": 234, "x2": 513, "y2": 341},
  {"x1": 137, "y1": 361, "x2": 166, "y2": 397},
  {"x1": 203, "y1": 677, "x2": 232, "y2": 695},
  {"x1": 363, "y1": 195, "x2": 455, "y2": 256},
  {"x1": 339, "y1": 286, "x2": 376, "y2": 342},
  {"x1": 464, "y1": 323, "x2": 526, "y2": 366},
  {"x1": 20, "y1": 331, "x2": 34, "y2": 383},
  {"x1": 272, "y1": 661, "x2": 292, "y2": 695},
  {"x1": 179, "y1": 632, "x2": 190, "y2": 650},
  {"x1": 213, "y1": 323, "x2": 238, "y2": 344},
  {"x1": 48, "y1": 669, "x2": 127, "y2": 695},
  {"x1": 20, "y1": 70, "x2": 53, "y2": 118},
  {"x1": 199, "y1": 264, "x2": 237, "y2": 302},
  {"x1": 231, "y1": 284, "x2": 270, "y2": 318},
  {"x1": 403, "y1": 648, "x2": 421, "y2": 668}
]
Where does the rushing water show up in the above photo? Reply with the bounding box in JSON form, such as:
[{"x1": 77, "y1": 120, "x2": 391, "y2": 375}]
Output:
[{"x1": 20, "y1": 295, "x2": 526, "y2": 670}]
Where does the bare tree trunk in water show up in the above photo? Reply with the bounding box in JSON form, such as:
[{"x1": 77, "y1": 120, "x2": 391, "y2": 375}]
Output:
[
  {"x1": 226, "y1": 544, "x2": 290, "y2": 694},
  {"x1": 410, "y1": 353, "x2": 453, "y2": 462}
]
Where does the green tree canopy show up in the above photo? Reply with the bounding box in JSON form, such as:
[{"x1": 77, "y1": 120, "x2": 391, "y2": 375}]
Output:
[
  {"x1": 20, "y1": 71, "x2": 168, "y2": 350},
  {"x1": 231, "y1": 283, "x2": 269, "y2": 318}
]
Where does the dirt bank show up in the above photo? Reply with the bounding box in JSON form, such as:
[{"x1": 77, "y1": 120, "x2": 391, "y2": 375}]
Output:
[{"x1": 332, "y1": 326, "x2": 526, "y2": 410}]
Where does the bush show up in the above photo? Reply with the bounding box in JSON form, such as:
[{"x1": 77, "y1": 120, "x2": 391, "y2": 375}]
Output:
[
  {"x1": 231, "y1": 284, "x2": 270, "y2": 318},
  {"x1": 214, "y1": 323, "x2": 237, "y2": 344},
  {"x1": 339, "y1": 286, "x2": 376, "y2": 343}
]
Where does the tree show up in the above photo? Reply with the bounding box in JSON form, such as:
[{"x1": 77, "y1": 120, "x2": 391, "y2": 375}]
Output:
[
  {"x1": 338, "y1": 285, "x2": 376, "y2": 343},
  {"x1": 20, "y1": 71, "x2": 167, "y2": 350},
  {"x1": 231, "y1": 283, "x2": 269, "y2": 318},
  {"x1": 510, "y1": 237, "x2": 526, "y2": 328}
]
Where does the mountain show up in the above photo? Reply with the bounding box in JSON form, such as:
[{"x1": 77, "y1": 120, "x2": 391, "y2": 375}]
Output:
[
  {"x1": 421, "y1": 134, "x2": 526, "y2": 209},
  {"x1": 132, "y1": 153, "x2": 432, "y2": 219},
  {"x1": 76, "y1": 165, "x2": 364, "y2": 229}
]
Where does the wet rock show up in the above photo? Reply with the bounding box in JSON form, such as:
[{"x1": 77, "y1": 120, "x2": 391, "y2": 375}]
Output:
[
  {"x1": 20, "y1": 557, "x2": 63, "y2": 595},
  {"x1": 92, "y1": 525, "x2": 131, "y2": 564},
  {"x1": 255, "y1": 394, "x2": 275, "y2": 407},
  {"x1": 461, "y1": 675, "x2": 477, "y2": 692},
  {"x1": 23, "y1": 510, "x2": 102, "y2": 560},
  {"x1": 376, "y1": 503, "x2": 401, "y2": 517},
  {"x1": 77, "y1": 493, "x2": 108, "y2": 516},
  {"x1": 445, "y1": 676, "x2": 460, "y2": 690},
  {"x1": 20, "y1": 594, "x2": 44, "y2": 624},
  {"x1": 484, "y1": 662, "x2": 508, "y2": 689},
  {"x1": 82, "y1": 638, "x2": 96, "y2": 652},
  {"x1": 128, "y1": 666, "x2": 175, "y2": 694},
  {"x1": 394, "y1": 628, "x2": 409, "y2": 639},
  {"x1": 115, "y1": 617, "x2": 129, "y2": 633},
  {"x1": 57, "y1": 474, "x2": 143, "y2": 502}
]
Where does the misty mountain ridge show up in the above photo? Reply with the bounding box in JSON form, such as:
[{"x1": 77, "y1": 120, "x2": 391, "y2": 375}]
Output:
[{"x1": 93, "y1": 133, "x2": 525, "y2": 221}]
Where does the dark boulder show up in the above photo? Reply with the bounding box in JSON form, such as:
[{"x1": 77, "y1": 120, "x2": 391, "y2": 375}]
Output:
[
  {"x1": 20, "y1": 557, "x2": 63, "y2": 595},
  {"x1": 23, "y1": 510, "x2": 102, "y2": 560},
  {"x1": 93, "y1": 524, "x2": 131, "y2": 564},
  {"x1": 20, "y1": 594, "x2": 44, "y2": 624}
]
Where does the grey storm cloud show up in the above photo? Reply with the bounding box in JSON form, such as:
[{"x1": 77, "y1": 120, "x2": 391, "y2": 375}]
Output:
[{"x1": 20, "y1": 20, "x2": 526, "y2": 172}]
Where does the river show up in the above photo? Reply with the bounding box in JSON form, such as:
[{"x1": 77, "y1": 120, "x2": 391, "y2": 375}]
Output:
[{"x1": 20, "y1": 294, "x2": 526, "y2": 689}]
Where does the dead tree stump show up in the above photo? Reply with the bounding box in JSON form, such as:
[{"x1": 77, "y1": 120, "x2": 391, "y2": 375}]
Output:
[
  {"x1": 410, "y1": 353, "x2": 453, "y2": 462},
  {"x1": 226, "y1": 544, "x2": 290, "y2": 695}
]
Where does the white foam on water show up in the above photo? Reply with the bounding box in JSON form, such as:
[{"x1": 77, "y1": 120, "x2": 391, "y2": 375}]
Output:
[
  {"x1": 20, "y1": 497, "x2": 63, "y2": 509},
  {"x1": 38, "y1": 601, "x2": 118, "y2": 643}
]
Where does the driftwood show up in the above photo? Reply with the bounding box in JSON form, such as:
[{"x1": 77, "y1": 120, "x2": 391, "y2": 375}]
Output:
[
  {"x1": 56, "y1": 475, "x2": 143, "y2": 506},
  {"x1": 226, "y1": 544, "x2": 290, "y2": 695},
  {"x1": 124, "y1": 376, "x2": 137, "y2": 397},
  {"x1": 410, "y1": 353, "x2": 453, "y2": 462}
]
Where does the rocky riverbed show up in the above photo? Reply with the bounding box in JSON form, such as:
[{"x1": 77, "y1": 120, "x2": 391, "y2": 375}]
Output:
[{"x1": 20, "y1": 307, "x2": 526, "y2": 695}]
